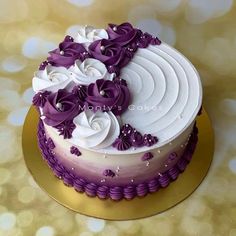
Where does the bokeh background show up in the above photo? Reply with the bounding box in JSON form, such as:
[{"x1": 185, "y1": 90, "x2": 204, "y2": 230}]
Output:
[{"x1": 0, "y1": 0, "x2": 236, "y2": 235}]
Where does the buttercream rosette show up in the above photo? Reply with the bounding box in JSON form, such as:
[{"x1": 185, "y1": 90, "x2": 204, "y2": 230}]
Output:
[
  {"x1": 71, "y1": 110, "x2": 120, "y2": 149},
  {"x1": 32, "y1": 22, "x2": 161, "y2": 150}
]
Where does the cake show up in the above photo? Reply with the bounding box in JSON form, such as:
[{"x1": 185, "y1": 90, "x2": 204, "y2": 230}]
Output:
[{"x1": 32, "y1": 22, "x2": 202, "y2": 201}]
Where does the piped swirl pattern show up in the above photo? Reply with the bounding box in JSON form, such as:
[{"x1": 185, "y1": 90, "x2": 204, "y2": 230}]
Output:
[{"x1": 121, "y1": 43, "x2": 202, "y2": 145}]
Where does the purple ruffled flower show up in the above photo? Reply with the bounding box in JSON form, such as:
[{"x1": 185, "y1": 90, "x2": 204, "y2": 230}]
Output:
[
  {"x1": 141, "y1": 152, "x2": 154, "y2": 161},
  {"x1": 86, "y1": 79, "x2": 130, "y2": 115},
  {"x1": 32, "y1": 91, "x2": 51, "y2": 107},
  {"x1": 103, "y1": 169, "x2": 115, "y2": 177},
  {"x1": 55, "y1": 120, "x2": 76, "y2": 139},
  {"x1": 47, "y1": 35, "x2": 88, "y2": 68},
  {"x1": 143, "y1": 134, "x2": 158, "y2": 147},
  {"x1": 43, "y1": 89, "x2": 84, "y2": 126},
  {"x1": 89, "y1": 39, "x2": 130, "y2": 71},
  {"x1": 72, "y1": 85, "x2": 87, "y2": 101},
  {"x1": 70, "y1": 146, "x2": 81, "y2": 156},
  {"x1": 107, "y1": 22, "x2": 141, "y2": 46}
]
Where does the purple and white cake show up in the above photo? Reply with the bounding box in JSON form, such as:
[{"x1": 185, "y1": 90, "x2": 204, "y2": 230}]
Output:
[{"x1": 32, "y1": 22, "x2": 202, "y2": 201}]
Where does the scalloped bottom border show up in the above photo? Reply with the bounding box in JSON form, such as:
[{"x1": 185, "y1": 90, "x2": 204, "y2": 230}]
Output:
[{"x1": 37, "y1": 121, "x2": 198, "y2": 201}]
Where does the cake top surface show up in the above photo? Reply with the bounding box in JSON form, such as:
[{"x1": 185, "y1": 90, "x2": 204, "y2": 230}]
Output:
[{"x1": 32, "y1": 22, "x2": 202, "y2": 154}]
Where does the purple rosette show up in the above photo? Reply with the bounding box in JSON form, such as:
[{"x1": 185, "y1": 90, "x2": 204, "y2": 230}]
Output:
[
  {"x1": 89, "y1": 39, "x2": 130, "y2": 73},
  {"x1": 43, "y1": 89, "x2": 84, "y2": 126},
  {"x1": 107, "y1": 22, "x2": 141, "y2": 46},
  {"x1": 47, "y1": 35, "x2": 88, "y2": 68},
  {"x1": 86, "y1": 79, "x2": 130, "y2": 115},
  {"x1": 112, "y1": 136, "x2": 132, "y2": 151}
]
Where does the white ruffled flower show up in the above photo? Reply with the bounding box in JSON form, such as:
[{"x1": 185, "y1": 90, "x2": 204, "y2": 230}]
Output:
[
  {"x1": 75, "y1": 25, "x2": 108, "y2": 47},
  {"x1": 32, "y1": 65, "x2": 72, "y2": 93},
  {"x1": 71, "y1": 110, "x2": 120, "y2": 149},
  {"x1": 69, "y1": 58, "x2": 111, "y2": 85}
]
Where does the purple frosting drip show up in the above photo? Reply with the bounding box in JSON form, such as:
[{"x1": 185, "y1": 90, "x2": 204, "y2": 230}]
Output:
[
  {"x1": 37, "y1": 120, "x2": 198, "y2": 201},
  {"x1": 141, "y1": 152, "x2": 154, "y2": 161},
  {"x1": 103, "y1": 169, "x2": 115, "y2": 177},
  {"x1": 70, "y1": 146, "x2": 81, "y2": 156},
  {"x1": 32, "y1": 91, "x2": 51, "y2": 108}
]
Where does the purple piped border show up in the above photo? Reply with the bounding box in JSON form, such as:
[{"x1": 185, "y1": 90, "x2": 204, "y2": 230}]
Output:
[{"x1": 37, "y1": 121, "x2": 198, "y2": 201}]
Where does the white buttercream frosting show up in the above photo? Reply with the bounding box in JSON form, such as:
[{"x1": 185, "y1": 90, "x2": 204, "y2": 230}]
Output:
[
  {"x1": 120, "y1": 43, "x2": 202, "y2": 147},
  {"x1": 71, "y1": 110, "x2": 120, "y2": 149},
  {"x1": 32, "y1": 65, "x2": 72, "y2": 93},
  {"x1": 75, "y1": 25, "x2": 108, "y2": 48},
  {"x1": 69, "y1": 58, "x2": 110, "y2": 85}
]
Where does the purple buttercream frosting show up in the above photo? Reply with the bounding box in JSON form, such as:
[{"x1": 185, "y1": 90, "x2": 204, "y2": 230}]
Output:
[
  {"x1": 107, "y1": 22, "x2": 141, "y2": 46},
  {"x1": 97, "y1": 186, "x2": 109, "y2": 199},
  {"x1": 103, "y1": 169, "x2": 115, "y2": 177},
  {"x1": 112, "y1": 136, "x2": 132, "y2": 151},
  {"x1": 89, "y1": 39, "x2": 130, "y2": 74},
  {"x1": 43, "y1": 89, "x2": 84, "y2": 126},
  {"x1": 55, "y1": 120, "x2": 76, "y2": 139},
  {"x1": 39, "y1": 61, "x2": 49, "y2": 70},
  {"x1": 141, "y1": 152, "x2": 154, "y2": 161},
  {"x1": 85, "y1": 183, "x2": 98, "y2": 197},
  {"x1": 72, "y1": 85, "x2": 87, "y2": 102},
  {"x1": 37, "y1": 120, "x2": 198, "y2": 201},
  {"x1": 143, "y1": 134, "x2": 158, "y2": 147},
  {"x1": 113, "y1": 124, "x2": 158, "y2": 150},
  {"x1": 47, "y1": 35, "x2": 87, "y2": 68},
  {"x1": 47, "y1": 138, "x2": 55, "y2": 150},
  {"x1": 32, "y1": 91, "x2": 51, "y2": 108},
  {"x1": 70, "y1": 146, "x2": 81, "y2": 156},
  {"x1": 86, "y1": 79, "x2": 130, "y2": 116}
]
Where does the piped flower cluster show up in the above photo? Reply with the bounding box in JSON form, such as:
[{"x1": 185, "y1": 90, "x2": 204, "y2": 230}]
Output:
[
  {"x1": 32, "y1": 22, "x2": 161, "y2": 150},
  {"x1": 112, "y1": 124, "x2": 158, "y2": 151}
]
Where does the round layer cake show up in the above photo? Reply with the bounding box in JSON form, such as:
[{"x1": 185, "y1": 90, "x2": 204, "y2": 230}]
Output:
[{"x1": 32, "y1": 22, "x2": 202, "y2": 200}]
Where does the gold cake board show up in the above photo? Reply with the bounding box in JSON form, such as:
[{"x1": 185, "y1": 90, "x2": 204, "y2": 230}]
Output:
[{"x1": 22, "y1": 107, "x2": 214, "y2": 220}]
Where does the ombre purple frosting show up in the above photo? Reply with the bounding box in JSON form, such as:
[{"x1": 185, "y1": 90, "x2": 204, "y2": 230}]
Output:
[
  {"x1": 47, "y1": 35, "x2": 87, "y2": 68},
  {"x1": 43, "y1": 89, "x2": 84, "y2": 126},
  {"x1": 37, "y1": 120, "x2": 198, "y2": 201},
  {"x1": 86, "y1": 79, "x2": 130, "y2": 115}
]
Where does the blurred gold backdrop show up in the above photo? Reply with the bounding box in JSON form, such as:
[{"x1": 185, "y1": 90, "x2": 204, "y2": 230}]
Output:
[{"x1": 0, "y1": 0, "x2": 236, "y2": 235}]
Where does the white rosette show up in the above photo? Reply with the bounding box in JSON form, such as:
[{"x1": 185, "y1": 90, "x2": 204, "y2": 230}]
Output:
[
  {"x1": 75, "y1": 25, "x2": 108, "y2": 48},
  {"x1": 32, "y1": 65, "x2": 73, "y2": 93},
  {"x1": 71, "y1": 110, "x2": 120, "y2": 149},
  {"x1": 69, "y1": 58, "x2": 111, "y2": 85}
]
